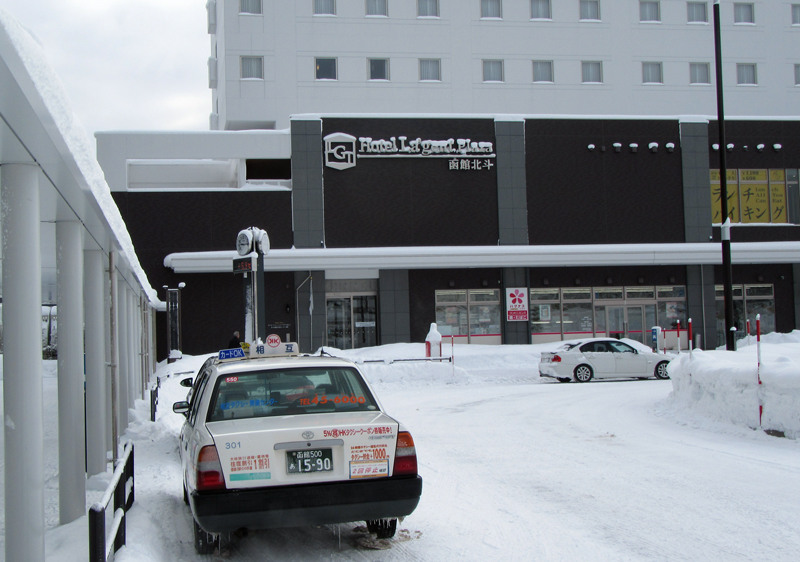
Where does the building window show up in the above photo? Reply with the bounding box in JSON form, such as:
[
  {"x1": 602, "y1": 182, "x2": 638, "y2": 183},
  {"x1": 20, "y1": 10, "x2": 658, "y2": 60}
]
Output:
[
  {"x1": 796, "y1": 64, "x2": 800, "y2": 85},
  {"x1": 532, "y1": 60, "x2": 554, "y2": 82},
  {"x1": 687, "y1": 2, "x2": 708, "y2": 23},
  {"x1": 531, "y1": 0, "x2": 552, "y2": 19},
  {"x1": 435, "y1": 290, "x2": 501, "y2": 344},
  {"x1": 419, "y1": 58, "x2": 441, "y2": 81},
  {"x1": 418, "y1": 0, "x2": 439, "y2": 17},
  {"x1": 715, "y1": 284, "x2": 775, "y2": 343},
  {"x1": 481, "y1": 0, "x2": 502, "y2": 19},
  {"x1": 737, "y1": 63, "x2": 757, "y2": 85},
  {"x1": 580, "y1": 0, "x2": 601, "y2": 21},
  {"x1": 642, "y1": 62, "x2": 663, "y2": 84},
  {"x1": 314, "y1": 0, "x2": 336, "y2": 15},
  {"x1": 366, "y1": 0, "x2": 388, "y2": 16},
  {"x1": 368, "y1": 58, "x2": 389, "y2": 80},
  {"x1": 734, "y1": 3, "x2": 754, "y2": 24},
  {"x1": 582, "y1": 61, "x2": 603, "y2": 83},
  {"x1": 240, "y1": 56, "x2": 263, "y2": 79},
  {"x1": 690, "y1": 62, "x2": 710, "y2": 84},
  {"x1": 640, "y1": 1, "x2": 660, "y2": 22},
  {"x1": 315, "y1": 57, "x2": 337, "y2": 80},
  {"x1": 793, "y1": 4, "x2": 800, "y2": 25},
  {"x1": 240, "y1": 0, "x2": 262, "y2": 14},
  {"x1": 483, "y1": 60, "x2": 504, "y2": 82}
]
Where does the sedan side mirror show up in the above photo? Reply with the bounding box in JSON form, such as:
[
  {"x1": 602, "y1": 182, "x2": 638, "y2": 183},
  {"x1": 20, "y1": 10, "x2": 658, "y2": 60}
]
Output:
[
  {"x1": 173, "y1": 401, "x2": 190, "y2": 416},
  {"x1": 179, "y1": 378, "x2": 193, "y2": 388}
]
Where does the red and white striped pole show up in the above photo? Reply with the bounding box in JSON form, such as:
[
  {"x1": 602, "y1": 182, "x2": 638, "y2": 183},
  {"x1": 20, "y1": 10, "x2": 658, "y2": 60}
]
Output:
[
  {"x1": 676, "y1": 319, "x2": 681, "y2": 353},
  {"x1": 688, "y1": 318, "x2": 693, "y2": 353},
  {"x1": 757, "y1": 314, "x2": 762, "y2": 427}
]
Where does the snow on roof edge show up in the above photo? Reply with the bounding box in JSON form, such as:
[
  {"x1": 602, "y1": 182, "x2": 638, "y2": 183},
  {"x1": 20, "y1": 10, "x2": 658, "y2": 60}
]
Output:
[
  {"x1": 0, "y1": 9, "x2": 158, "y2": 304},
  {"x1": 291, "y1": 112, "x2": 800, "y2": 123}
]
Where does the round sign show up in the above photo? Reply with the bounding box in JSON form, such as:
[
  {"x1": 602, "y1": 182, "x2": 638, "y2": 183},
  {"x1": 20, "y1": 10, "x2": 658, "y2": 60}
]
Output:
[{"x1": 266, "y1": 334, "x2": 282, "y2": 348}]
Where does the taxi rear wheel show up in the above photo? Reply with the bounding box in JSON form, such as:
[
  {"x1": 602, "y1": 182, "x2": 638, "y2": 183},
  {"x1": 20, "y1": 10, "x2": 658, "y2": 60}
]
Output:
[
  {"x1": 574, "y1": 365, "x2": 593, "y2": 383},
  {"x1": 366, "y1": 518, "x2": 397, "y2": 539},
  {"x1": 193, "y1": 518, "x2": 219, "y2": 555}
]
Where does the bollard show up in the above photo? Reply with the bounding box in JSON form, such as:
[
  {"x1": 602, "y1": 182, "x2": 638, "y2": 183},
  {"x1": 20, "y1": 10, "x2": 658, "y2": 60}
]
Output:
[{"x1": 425, "y1": 323, "x2": 442, "y2": 358}]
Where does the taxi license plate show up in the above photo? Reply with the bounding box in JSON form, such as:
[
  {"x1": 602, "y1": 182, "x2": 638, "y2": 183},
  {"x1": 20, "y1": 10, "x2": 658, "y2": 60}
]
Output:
[{"x1": 287, "y1": 449, "x2": 333, "y2": 474}]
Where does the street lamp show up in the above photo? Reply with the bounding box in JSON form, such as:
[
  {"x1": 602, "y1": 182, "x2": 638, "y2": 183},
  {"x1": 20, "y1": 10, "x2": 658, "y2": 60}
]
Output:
[{"x1": 236, "y1": 228, "x2": 270, "y2": 342}]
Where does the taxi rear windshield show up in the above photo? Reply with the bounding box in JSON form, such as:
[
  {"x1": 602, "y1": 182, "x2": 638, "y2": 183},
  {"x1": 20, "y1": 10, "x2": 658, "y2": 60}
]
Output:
[{"x1": 207, "y1": 367, "x2": 378, "y2": 421}]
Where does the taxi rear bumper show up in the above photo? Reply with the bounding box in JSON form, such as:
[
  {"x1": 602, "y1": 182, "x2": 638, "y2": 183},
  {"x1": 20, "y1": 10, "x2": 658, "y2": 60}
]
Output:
[{"x1": 191, "y1": 475, "x2": 423, "y2": 533}]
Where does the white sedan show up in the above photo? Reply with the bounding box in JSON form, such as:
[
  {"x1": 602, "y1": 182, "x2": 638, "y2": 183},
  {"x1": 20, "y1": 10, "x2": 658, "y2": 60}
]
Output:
[
  {"x1": 173, "y1": 345, "x2": 422, "y2": 554},
  {"x1": 539, "y1": 338, "x2": 671, "y2": 383}
]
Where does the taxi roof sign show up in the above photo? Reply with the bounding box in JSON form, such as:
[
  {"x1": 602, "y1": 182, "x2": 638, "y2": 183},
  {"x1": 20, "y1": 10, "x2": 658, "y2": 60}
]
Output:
[{"x1": 250, "y1": 341, "x2": 299, "y2": 357}]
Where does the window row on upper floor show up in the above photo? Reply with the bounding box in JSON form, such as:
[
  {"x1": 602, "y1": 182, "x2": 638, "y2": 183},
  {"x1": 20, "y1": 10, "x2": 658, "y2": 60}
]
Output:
[
  {"x1": 238, "y1": 56, "x2": 800, "y2": 87},
  {"x1": 237, "y1": 0, "x2": 800, "y2": 26}
]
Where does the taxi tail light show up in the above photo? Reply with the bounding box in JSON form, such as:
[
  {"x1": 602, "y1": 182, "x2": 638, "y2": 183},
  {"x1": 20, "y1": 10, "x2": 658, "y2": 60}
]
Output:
[
  {"x1": 552, "y1": 355, "x2": 562, "y2": 363},
  {"x1": 392, "y1": 431, "x2": 418, "y2": 477},
  {"x1": 196, "y1": 445, "x2": 226, "y2": 491}
]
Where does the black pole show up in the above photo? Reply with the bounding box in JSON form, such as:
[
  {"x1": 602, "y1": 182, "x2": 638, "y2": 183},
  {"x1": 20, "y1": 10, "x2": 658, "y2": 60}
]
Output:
[
  {"x1": 713, "y1": 1, "x2": 736, "y2": 350},
  {"x1": 256, "y1": 249, "x2": 267, "y2": 341}
]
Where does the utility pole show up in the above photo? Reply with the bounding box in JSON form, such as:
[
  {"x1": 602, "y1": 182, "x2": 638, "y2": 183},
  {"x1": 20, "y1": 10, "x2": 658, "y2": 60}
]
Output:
[{"x1": 713, "y1": 0, "x2": 736, "y2": 350}]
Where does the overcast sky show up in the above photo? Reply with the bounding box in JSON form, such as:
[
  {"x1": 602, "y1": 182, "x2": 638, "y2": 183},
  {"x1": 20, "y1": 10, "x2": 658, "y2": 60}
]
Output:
[{"x1": 0, "y1": 0, "x2": 210, "y2": 140}]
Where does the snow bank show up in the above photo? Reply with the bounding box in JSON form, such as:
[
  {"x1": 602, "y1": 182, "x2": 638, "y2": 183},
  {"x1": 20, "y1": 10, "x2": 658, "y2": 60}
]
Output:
[{"x1": 667, "y1": 334, "x2": 800, "y2": 438}]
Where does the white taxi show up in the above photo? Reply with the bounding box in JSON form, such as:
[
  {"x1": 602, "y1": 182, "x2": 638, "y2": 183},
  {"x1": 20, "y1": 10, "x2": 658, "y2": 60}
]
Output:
[
  {"x1": 539, "y1": 338, "x2": 671, "y2": 383},
  {"x1": 172, "y1": 343, "x2": 422, "y2": 554}
]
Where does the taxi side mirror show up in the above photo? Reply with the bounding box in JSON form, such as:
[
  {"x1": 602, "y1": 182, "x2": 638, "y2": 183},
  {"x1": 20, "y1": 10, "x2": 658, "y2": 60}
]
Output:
[
  {"x1": 179, "y1": 378, "x2": 193, "y2": 388},
  {"x1": 173, "y1": 401, "x2": 190, "y2": 416}
]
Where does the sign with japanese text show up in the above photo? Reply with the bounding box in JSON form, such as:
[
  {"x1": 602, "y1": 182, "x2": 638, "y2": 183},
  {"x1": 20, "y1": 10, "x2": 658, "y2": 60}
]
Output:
[
  {"x1": 710, "y1": 169, "x2": 740, "y2": 223},
  {"x1": 770, "y1": 170, "x2": 787, "y2": 224},
  {"x1": 506, "y1": 288, "x2": 529, "y2": 322}
]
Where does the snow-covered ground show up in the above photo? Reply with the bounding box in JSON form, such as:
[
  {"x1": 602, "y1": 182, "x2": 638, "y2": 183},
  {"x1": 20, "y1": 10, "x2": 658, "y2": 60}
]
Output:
[{"x1": 2, "y1": 338, "x2": 800, "y2": 561}]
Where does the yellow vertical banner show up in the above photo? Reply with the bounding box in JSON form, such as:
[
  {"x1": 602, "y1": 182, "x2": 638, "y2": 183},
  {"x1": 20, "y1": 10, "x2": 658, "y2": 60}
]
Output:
[
  {"x1": 769, "y1": 169, "x2": 787, "y2": 224},
  {"x1": 710, "y1": 169, "x2": 740, "y2": 223},
  {"x1": 739, "y1": 169, "x2": 769, "y2": 223}
]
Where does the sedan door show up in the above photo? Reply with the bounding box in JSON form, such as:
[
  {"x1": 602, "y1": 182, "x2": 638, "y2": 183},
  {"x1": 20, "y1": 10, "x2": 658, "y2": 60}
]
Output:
[
  {"x1": 608, "y1": 341, "x2": 648, "y2": 375},
  {"x1": 578, "y1": 341, "x2": 615, "y2": 377}
]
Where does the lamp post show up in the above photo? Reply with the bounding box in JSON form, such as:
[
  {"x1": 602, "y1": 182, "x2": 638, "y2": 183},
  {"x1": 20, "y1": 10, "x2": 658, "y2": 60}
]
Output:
[
  {"x1": 713, "y1": 0, "x2": 736, "y2": 350},
  {"x1": 236, "y1": 228, "x2": 270, "y2": 342}
]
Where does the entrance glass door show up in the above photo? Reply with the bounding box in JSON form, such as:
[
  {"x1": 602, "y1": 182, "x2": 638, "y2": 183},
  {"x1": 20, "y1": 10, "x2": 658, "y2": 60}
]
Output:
[
  {"x1": 326, "y1": 298, "x2": 352, "y2": 350},
  {"x1": 607, "y1": 306, "x2": 625, "y2": 338},
  {"x1": 352, "y1": 295, "x2": 378, "y2": 348},
  {"x1": 326, "y1": 294, "x2": 378, "y2": 349},
  {"x1": 626, "y1": 306, "x2": 644, "y2": 343}
]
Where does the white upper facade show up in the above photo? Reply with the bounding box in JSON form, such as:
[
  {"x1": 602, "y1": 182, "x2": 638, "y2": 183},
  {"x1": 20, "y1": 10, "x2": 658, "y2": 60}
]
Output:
[{"x1": 207, "y1": 0, "x2": 800, "y2": 130}]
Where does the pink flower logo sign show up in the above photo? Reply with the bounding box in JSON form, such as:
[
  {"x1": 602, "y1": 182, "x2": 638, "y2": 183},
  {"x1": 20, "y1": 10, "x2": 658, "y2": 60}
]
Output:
[{"x1": 505, "y1": 288, "x2": 529, "y2": 322}]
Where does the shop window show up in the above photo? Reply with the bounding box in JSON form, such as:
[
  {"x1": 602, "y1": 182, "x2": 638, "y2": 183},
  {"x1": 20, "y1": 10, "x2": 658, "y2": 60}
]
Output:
[
  {"x1": 563, "y1": 288, "x2": 592, "y2": 300},
  {"x1": 626, "y1": 287, "x2": 656, "y2": 300},
  {"x1": 435, "y1": 290, "x2": 500, "y2": 343},
  {"x1": 657, "y1": 286, "x2": 685, "y2": 299},
  {"x1": 687, "y1": 2, "x2": 708, "y2": 23},
  {"x1": 563, "y1": 302, "x2": 594, "y2": 335},
  {"x1": 595, "y1": 287, "x2": 624, "y2": 300},
  {"x1": 716, "y1": 284, "x2": 775, "y2": 341}
]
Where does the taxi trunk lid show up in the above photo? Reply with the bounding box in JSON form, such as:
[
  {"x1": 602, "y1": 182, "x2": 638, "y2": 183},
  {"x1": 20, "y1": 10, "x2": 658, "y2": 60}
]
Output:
[{"x1": 206, "y1": 411, "x2": 399, "y2": 489}]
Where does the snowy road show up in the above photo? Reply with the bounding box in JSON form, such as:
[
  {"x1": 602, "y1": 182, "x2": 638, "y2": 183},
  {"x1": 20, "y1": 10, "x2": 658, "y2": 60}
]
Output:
[{"x1": 118, "y1": 376, "x2": 800, "y2": 561}]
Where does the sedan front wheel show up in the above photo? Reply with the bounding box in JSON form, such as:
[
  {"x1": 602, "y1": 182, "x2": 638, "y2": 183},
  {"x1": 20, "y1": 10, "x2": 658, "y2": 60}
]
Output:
[
  {"x1": 574, "y1": 364, "x2": 593, "y2": 383},
  {"x1": 654, "y1": 361, "x2": 670, "y2": 380}
]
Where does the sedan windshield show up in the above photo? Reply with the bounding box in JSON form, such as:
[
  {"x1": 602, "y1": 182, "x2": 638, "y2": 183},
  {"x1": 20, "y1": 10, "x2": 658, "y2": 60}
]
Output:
[{"x1": 207, "y1": 367, "x2": 378, "y2": 421}]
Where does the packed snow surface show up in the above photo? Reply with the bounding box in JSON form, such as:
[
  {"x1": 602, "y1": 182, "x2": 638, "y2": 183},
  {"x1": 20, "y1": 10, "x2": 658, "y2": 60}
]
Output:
[{"x1": 1, "y1": 338, "x2": 799, "y2": 561}]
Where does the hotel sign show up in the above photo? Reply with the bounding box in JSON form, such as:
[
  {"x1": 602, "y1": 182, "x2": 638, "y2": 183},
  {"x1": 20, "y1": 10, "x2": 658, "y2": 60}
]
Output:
[{"x1": 324, "y1": 132, "x2": 496, "y2": 171}]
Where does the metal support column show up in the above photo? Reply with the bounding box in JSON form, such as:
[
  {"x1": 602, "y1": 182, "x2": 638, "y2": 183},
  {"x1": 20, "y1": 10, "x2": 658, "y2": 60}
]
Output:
[
  {"x1": 117, "y1": 276, "x2": 130, "y2": 433},
  {"x1": 56, "y1": 220, "x2": 86, "y2": 523},
  {"x1": 1, "y1": 163, "x2": 45, "y2": 562},
  {"x1": 85, "y1": 249, "x2": 108, "y2": 476}
]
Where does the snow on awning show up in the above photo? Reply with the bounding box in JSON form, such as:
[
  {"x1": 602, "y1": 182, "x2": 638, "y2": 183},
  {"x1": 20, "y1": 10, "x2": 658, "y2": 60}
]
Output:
[{"x1": 164, "y1": 241, "x2": 800, "y2": 273}]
